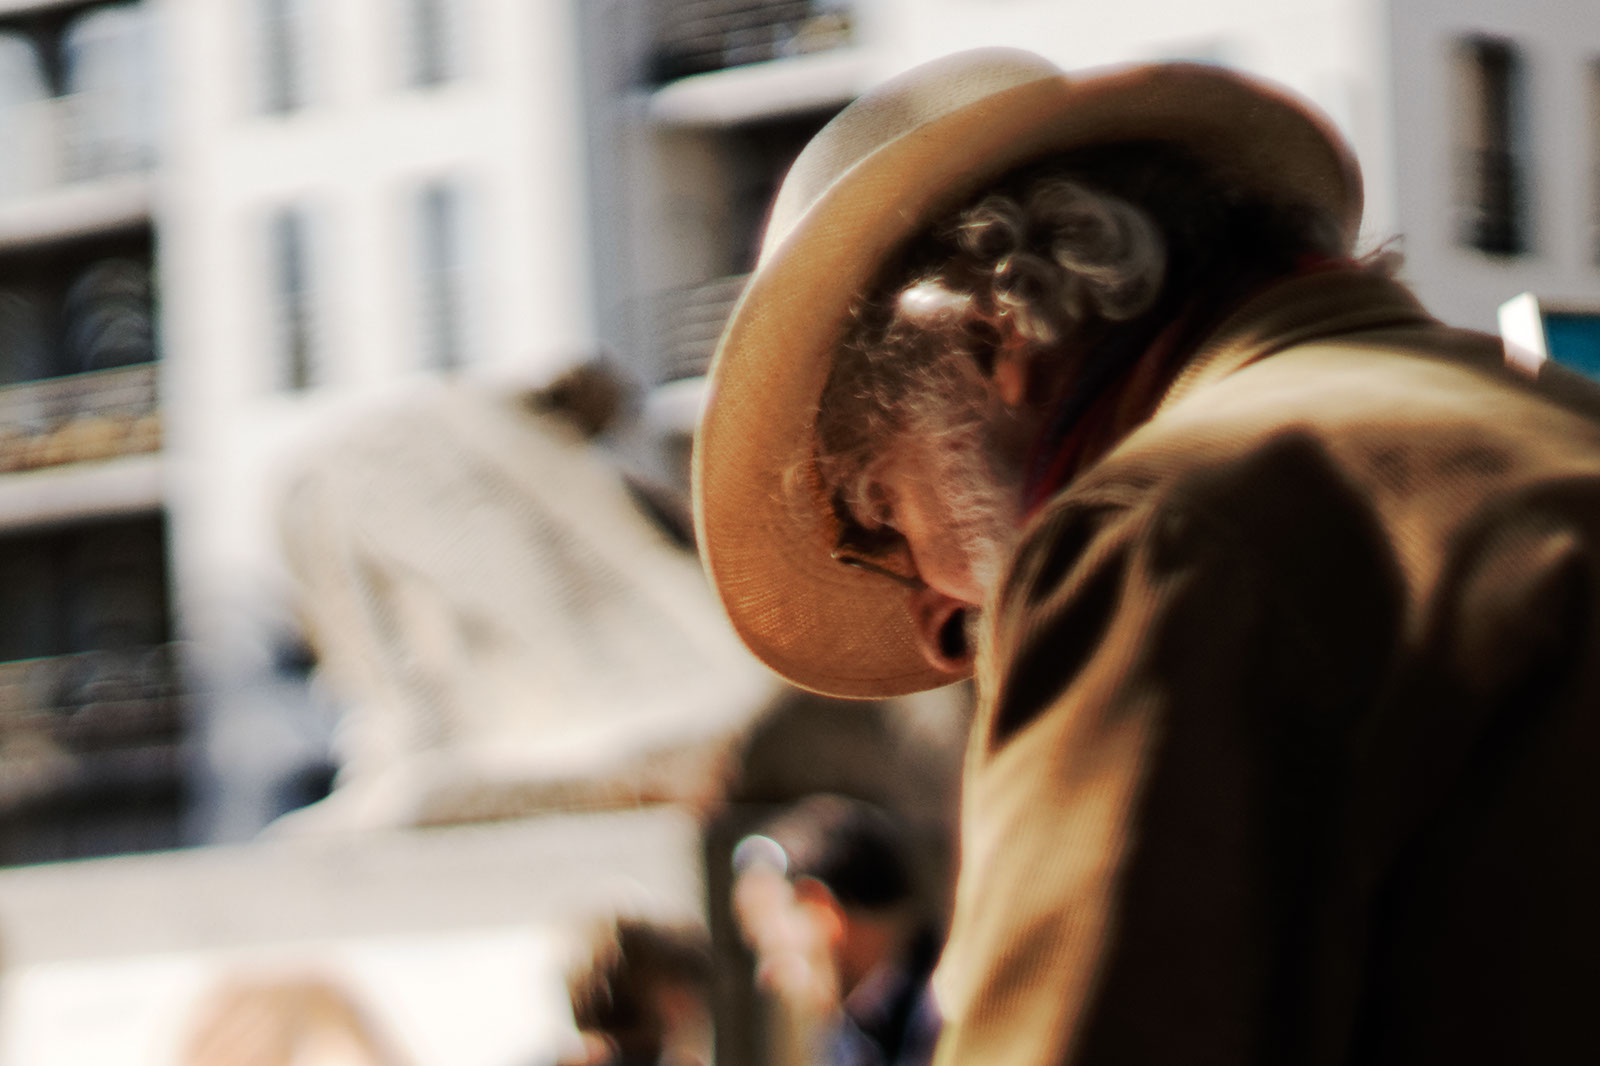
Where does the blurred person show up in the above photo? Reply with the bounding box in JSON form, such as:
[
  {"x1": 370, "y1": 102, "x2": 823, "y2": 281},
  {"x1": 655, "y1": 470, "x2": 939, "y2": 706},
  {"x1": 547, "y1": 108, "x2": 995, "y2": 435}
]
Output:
[
  {"x1": 700, "y1": 655, "x2": 965, "y2": 1066},
  {"x1": 562, "y1": 917, "x2": 715, "y2": 1066},
  {"x1": 178, "y1": 971, "x2": 414, "y2": 1066},
  {"x1": 732, "y1": 795, "x2": 941, "y2": 1066},
  {"x1": 694, "y1": 48, "x2": 1600, "y2": 1065}
]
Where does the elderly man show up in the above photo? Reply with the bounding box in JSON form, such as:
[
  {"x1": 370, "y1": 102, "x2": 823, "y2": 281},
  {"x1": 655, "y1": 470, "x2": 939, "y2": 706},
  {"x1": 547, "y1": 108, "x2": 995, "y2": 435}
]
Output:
[{"x1": 693, "y1": 47, "x2": 1600, "y2": 1065}]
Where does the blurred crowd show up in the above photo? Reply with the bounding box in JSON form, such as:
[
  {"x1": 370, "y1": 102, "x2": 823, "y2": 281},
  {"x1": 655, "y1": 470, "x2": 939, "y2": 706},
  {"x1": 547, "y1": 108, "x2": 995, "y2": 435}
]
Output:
[
  {"x1": 156, "y1": 789, "x2": 954, "y2": 1066},
  {"x1": 557, "y1": 792, "x2": 949, "y2": 1066}
]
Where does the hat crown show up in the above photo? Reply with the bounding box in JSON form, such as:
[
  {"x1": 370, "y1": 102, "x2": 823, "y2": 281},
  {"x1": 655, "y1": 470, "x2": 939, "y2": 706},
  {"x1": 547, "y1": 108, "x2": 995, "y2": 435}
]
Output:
[{"x1": 760, "y1": 48, "x2": 1064, "y2": 267}]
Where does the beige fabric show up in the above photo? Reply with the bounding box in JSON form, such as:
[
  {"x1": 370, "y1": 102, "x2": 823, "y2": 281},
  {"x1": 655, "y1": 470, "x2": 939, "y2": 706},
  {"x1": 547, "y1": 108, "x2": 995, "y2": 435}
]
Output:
[
  {"x1": 693, "y1": 48, "x2": 1361, "y2": 698},
  {"x1": 935, "y1": 268, "x2": 1600, "y2": 1064}
]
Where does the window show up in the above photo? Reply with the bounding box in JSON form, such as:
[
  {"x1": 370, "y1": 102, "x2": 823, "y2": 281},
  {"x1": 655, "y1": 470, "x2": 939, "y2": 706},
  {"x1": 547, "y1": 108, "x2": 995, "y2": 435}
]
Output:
[
  {"x1": 268, "y1": 206, "x2": 316, "y2": 390},
  {"x1": 0, "y1": 516, "x2": 183, "y2": 866},
  {"x1": 1452, "y1": 36, "x2": 1528, "y2": 255},
  {"x1": 61, "y1": 2, "x2": 159, "y2": 179},
  {"x1": 413, "y1": 180, "x2": 470, "y2": 371},
  {"x1": 257, "y1": 0, "x2": 309, "y2": 114},
  {"x1": 0, "y1": 230, "x2": 156, "y2": 384},
  {"x1": 62, "y1": 257, "x2": 156, "y2": 372},
  {"x1": 0, "y1": 232, "x2": 159, "y2": 471},
  {"x1": 0, "y1": 289, "x2": 52, "y2": 386},
  {"x1": 403, "y1": 0, "x2": 463, "y2": 88}
]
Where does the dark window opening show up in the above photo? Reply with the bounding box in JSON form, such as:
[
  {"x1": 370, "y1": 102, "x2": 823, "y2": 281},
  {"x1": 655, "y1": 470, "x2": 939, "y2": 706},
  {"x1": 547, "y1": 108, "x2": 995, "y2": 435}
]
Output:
[
  {"x1": 0, "y1": 228, "x2": 159, "y2": 471},
  {"x1": 0, "y1": 227, "x2": 156, "y2": 386},
  {"x1": 1453, "y1": 36, "x2": 1528, "y2": 256},
  {"x1": 650, "y1": 0, "x2": 855, "y2": 83},
  {"x1": 0, "y1": 515, "x2": 184, "y2": 866},
  {"x1": 269, "y1": 207, "x2": 315, "y2": 391}
]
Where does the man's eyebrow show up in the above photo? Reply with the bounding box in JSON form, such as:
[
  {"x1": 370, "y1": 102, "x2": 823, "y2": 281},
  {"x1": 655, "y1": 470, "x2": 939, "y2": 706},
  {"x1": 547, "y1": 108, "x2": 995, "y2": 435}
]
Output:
[{"x1": 829, "y1": 491, "x2": 902, "y2": 556}]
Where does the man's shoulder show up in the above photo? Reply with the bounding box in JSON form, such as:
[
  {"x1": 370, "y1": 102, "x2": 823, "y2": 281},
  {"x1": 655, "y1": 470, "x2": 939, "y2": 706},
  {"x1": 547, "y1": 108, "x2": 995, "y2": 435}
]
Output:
[
  {"x1": 1077, "y1": 326, "x2": 1600, "y2": 505},
  {"x1": 1011, "y1": 424, "x2": 1393, "y2": 606},
  {"x1": 1001, "y1": 329, "x2": 1600, "y2": 652}
]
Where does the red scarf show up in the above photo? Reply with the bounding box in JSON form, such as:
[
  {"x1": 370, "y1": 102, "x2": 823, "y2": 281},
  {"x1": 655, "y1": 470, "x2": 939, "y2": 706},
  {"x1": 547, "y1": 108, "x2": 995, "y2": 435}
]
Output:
[
  {"x1": 1019, "y1": 315, "x2": 1190, "y2": 515},
  {"x1": 1020, "y1": 255, "x2": 1351, "y2": 515}
]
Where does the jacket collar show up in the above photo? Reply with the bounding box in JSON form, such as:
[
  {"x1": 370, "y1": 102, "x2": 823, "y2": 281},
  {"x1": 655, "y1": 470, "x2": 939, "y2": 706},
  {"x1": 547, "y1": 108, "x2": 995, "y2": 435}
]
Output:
[
  {"x1": 1154, "y1": 265, "x2": 1435, "y2": 418},
  {"x1": 1022, "y1": 265, "x2": 1433, "y2": 511}
]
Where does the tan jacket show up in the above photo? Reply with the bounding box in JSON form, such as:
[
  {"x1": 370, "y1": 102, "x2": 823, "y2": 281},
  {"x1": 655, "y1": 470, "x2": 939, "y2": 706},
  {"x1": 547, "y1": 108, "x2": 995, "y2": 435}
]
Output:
[{"x1": 934, "y1": 268, "x2": 1600, "y2": 1065}]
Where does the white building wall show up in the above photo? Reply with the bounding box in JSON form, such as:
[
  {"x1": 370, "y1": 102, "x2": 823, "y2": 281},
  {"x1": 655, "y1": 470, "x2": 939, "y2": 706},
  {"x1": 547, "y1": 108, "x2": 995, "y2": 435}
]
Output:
[
  {"x1": 157, "y1": 0, "x2": 598, "y2": 839},
  {"x1": 859, "y1": 0, "x2": 1398, "y2": 244}
]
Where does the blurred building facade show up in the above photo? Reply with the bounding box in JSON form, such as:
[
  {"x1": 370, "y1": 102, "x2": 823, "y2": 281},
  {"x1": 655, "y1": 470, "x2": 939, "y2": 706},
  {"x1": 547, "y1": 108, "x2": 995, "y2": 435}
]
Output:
[
  {"x1": 0, "y1": 0, "x2": 172, "y2": 864},
  {"x1": 0, "y1": 0, "x2": 602, "y2": 858}
]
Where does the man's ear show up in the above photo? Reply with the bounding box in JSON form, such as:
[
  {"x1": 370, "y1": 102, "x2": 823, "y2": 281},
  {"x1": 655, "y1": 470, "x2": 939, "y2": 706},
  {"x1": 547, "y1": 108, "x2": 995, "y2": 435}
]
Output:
[{"x1": 909, "y1": 586, "x2": 975, "y2": 671}]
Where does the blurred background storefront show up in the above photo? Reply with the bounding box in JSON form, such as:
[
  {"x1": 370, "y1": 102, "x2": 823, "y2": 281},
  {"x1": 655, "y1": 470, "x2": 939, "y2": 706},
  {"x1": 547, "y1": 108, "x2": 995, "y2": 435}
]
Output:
[{"x1": 0, "y1": 0, "x2": 1595, "y2": 1063}]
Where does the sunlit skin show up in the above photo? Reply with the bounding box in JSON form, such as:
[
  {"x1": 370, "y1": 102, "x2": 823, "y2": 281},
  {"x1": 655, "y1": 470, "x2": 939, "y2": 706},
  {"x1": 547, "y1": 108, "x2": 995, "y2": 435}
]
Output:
[
  {"x1": 874, "y1": 447, "x2": 995, "y2": 678},
  {"x1": 878, "y1": 446, "x2": 991, "y2": 606},
  {"x1": 853, "y1": 301, "x2": 1188, "y2": 678},
  {"x1": 867, "y1": 343, "x2": 1051, "y2": 677}
]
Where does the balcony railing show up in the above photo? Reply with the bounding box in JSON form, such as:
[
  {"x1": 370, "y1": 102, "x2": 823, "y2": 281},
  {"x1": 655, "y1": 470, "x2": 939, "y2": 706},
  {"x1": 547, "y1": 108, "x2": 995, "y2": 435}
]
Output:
[
  {"x1": 0, "y1": 643, "x2": 184, "y2": 809},
  {"x1": 0, "y1": 360, "x2": 160, "y2": 471},
  {"x1": 652, "y1": 0, "x2": 853, "y2": 82},
  {"x1": 657, "y1": 273, "x2": 747, "y2": 382}
]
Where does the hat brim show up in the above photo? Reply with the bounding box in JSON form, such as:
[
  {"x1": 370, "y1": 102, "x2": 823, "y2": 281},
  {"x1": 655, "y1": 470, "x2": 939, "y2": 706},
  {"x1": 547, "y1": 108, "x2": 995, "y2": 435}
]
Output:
[{"x1": 694, "y1": 56, "x2": 1361, "y2": 699}]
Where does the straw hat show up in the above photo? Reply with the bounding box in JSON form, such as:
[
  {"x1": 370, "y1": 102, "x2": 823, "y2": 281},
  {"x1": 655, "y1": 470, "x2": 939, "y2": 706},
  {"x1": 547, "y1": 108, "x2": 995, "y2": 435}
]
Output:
[{"x1": 692, "y1": 47, "x2": 1361, "y2": 698}]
